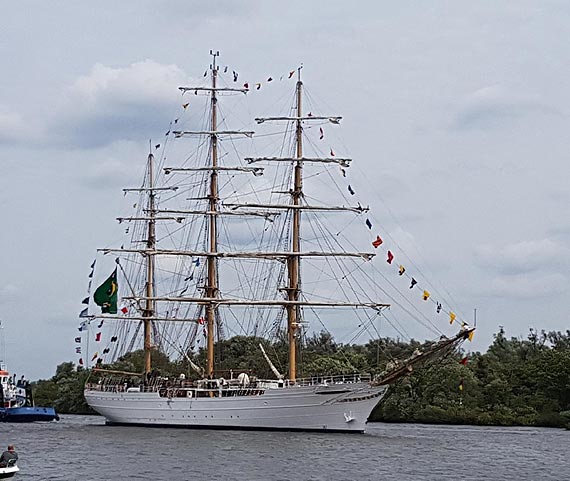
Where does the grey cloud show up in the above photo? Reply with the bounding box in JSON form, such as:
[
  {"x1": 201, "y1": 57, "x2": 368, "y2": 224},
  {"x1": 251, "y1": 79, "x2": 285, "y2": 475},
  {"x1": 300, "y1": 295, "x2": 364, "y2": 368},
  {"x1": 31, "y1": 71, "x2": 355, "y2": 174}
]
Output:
[
  {"x1": 486, "y1": 272, "x2": 568, "y2": 299},
  {"x1": 75, "y1": 144, "x2": 146, "y2": 190},
  {"x1": 450, "y1": 86, "x2": 558, "y2": 131},
  {"x1": 0, "y1": 107, "x2": 30, "y2": 146},
  {"x1": 50, "y1": 61, "x2": 193, "y2": 149},
  {"x1": 0, "y1": 284, "x2": 20, "y2": 304},
  {"x1": 475, "y1": 238, "x2": 569, "y2": 276},
  {"x1": 149, "y1": 0, "x2": 258, "y2": 23},
  {"x1": 60, "y1": 107, "x2": 169, "y2": 149}
]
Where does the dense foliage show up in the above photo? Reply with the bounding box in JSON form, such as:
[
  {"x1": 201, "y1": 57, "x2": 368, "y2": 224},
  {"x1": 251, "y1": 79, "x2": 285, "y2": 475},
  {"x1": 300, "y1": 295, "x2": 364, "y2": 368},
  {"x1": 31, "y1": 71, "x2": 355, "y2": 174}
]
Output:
[
  {"x1": 33, "y1": 362, "x2": 92, "y2": 414},
  {"x1": 33, "y1": 328, "x2": 570, "y2": 428}
]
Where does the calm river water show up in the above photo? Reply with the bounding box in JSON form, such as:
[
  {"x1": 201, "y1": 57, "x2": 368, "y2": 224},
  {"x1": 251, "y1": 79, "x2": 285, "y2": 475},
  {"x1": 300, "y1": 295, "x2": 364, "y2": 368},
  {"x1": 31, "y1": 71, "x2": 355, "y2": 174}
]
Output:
[{"x1": 1, "y1": 415, "x2": 568, "y2": 480}]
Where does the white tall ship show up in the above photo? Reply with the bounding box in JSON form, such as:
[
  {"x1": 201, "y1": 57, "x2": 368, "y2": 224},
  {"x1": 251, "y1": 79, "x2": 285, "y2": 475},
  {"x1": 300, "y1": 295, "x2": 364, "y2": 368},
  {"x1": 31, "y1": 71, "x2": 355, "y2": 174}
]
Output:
[{"x1": 83, "y1": 52, "x2": 472, "y2": 433}]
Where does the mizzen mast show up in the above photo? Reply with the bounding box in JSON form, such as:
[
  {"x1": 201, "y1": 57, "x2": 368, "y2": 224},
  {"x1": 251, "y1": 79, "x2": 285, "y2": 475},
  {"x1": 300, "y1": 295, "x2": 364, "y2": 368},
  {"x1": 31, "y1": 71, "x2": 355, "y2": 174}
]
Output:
[{"x1": 245, "y1": 68, "x2": 381, "y2": 382}]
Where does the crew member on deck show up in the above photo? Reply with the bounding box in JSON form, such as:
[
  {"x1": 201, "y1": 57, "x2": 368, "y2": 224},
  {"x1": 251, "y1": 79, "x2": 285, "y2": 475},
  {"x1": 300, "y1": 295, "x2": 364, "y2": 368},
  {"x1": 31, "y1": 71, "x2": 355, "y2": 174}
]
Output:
[{"x1": 0, "y1": 445, "x2": 18, "y2": 467}]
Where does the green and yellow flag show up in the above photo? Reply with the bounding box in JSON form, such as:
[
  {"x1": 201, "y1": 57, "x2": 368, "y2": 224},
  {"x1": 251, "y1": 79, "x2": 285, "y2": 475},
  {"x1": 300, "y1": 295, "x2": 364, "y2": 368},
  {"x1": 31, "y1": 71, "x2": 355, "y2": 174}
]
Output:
[{"x1": 93, "y1": 268, "x2": 118, "y2": 314}]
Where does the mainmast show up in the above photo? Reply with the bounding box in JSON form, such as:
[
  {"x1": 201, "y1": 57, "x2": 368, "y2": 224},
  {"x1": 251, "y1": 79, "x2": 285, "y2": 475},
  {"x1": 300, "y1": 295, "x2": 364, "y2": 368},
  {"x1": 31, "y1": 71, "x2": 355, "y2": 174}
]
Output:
[
  {"x1": 143, "y1": 149, "x2": 156, "y2": 373},
  {"x1": 113, "y1": 58, "x2": 390, "y2": 382},
  {"x1": 206, "y1": 50, "x2": 220, "y2": 377},
  {"x1": 287, "y1": 69, "x2": 304, "y2": 381}
]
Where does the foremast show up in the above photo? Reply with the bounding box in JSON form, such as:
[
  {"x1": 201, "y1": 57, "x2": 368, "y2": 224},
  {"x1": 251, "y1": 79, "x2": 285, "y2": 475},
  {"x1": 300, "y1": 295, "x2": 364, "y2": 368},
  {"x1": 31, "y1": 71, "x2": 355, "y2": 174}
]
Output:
[{"x1": 143, "y1": 150, "x2": 156, "y2": 373}]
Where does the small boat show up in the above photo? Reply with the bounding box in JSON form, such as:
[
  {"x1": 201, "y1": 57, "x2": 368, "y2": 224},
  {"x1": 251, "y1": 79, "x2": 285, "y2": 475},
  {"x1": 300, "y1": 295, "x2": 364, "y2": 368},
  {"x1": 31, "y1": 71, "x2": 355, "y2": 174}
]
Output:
[{"x1": 0, "y1": 461, "x2": 19, "y2": 479}]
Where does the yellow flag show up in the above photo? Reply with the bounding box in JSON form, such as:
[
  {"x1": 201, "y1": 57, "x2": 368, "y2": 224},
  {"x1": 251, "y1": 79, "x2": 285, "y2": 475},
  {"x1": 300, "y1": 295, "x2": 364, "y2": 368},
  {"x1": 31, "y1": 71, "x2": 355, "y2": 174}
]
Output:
[
  {"x1": 449, "y1": 312, "x2": 456, "y2": 324},
  {"x1": 422, "y1": 290, "x2": 430, "y2": 301},
  {"x1": 398, "y1": 265, "x2": 406, "y2": 276},
  {"x1": 468, "y1": 330, "x2": 475, "y2": 342}
]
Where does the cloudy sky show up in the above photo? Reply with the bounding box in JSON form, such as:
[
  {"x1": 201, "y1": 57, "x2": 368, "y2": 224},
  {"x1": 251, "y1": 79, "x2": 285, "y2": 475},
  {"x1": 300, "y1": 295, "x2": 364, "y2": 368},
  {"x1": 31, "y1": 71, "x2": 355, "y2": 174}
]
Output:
[{"x1": 1, "y1": 1, "x2": 570, "y2": 379}]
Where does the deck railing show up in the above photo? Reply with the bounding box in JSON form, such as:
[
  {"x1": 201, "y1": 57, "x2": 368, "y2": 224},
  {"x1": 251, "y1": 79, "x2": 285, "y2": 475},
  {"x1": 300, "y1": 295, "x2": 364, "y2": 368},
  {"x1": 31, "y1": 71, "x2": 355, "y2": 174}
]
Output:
[
  {"x1": 85, "y1": 372, "x2": 372, "y2": 393},
  {"x1": 291, "y1": 373, "x2": 371, "y2": 387}
]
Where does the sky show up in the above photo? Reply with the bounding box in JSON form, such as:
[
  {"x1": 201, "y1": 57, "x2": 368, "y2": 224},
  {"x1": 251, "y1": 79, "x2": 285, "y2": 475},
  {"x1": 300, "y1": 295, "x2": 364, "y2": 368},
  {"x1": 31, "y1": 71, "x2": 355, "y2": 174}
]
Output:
[{"x1": 1, "y1": 0, "x2": 570, "y2": 379}]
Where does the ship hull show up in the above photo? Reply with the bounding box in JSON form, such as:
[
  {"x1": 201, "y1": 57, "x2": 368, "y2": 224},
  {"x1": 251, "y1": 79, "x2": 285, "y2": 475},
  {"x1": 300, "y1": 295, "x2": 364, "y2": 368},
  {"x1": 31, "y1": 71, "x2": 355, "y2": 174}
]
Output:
[
  {"x1": 85, "y1": 382, "x2": 388, "y2": 433},
  {"x1": 0, "y1": 406, "x2": 58, "y2": 423}
]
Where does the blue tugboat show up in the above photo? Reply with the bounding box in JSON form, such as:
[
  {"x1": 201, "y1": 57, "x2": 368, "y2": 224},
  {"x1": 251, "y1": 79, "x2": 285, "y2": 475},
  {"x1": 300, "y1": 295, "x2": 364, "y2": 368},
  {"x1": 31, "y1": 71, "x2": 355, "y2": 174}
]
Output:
[
  {"x1": 0, "y1": 321, "x2": 58, "y2": 423},
  {"x1": 0, "y1": 364, "x2": 58, "y2": 422}
]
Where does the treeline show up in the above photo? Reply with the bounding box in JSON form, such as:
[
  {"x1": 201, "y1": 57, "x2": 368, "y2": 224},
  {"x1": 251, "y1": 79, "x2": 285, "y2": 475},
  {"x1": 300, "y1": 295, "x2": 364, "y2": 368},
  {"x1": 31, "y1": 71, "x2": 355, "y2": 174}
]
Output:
[{"x1": 33, "y1": 328, "x2": 570, "y2": 428}]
